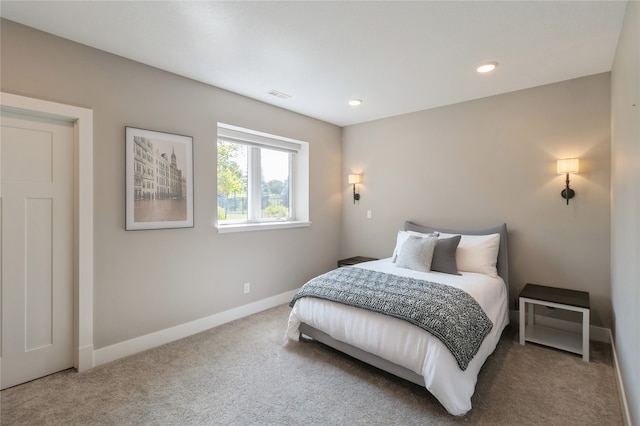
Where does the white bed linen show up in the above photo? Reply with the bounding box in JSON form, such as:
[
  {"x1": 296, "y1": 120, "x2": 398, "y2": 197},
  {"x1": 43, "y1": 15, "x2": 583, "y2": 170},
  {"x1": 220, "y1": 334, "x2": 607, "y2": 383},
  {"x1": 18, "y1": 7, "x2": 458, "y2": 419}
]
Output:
[{"x1": 285, "y1": 258, "x2": 509, "y2": 416}]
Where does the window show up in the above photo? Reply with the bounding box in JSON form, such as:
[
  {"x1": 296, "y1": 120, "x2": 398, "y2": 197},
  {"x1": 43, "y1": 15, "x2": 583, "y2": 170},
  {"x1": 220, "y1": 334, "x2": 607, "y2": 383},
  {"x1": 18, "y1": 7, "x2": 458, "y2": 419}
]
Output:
[{"x1": 216, "y1": 123, "x2": 309, "y2": 232}]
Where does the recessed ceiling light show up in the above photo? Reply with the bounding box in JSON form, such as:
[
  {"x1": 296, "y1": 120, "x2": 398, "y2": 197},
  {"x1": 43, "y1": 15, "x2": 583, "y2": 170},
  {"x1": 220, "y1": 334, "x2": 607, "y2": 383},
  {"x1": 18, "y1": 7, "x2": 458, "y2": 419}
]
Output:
[
  {"x1": 477, "y1": 62, "x2": 498, "y2": 73},
  {"x1": 266, "y1": 89, "x2": 291, "y2": 99},
  {"x1": 348, "y1": 99, "x2": 363, "y2": 106}
]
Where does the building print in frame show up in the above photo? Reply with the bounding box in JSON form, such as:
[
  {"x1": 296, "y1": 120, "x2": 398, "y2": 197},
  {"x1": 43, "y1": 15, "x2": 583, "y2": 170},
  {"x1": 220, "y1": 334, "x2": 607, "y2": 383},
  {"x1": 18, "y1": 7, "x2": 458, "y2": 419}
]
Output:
[{"x1": 126, "y1": 127, "x2": 194, "y2": 230}]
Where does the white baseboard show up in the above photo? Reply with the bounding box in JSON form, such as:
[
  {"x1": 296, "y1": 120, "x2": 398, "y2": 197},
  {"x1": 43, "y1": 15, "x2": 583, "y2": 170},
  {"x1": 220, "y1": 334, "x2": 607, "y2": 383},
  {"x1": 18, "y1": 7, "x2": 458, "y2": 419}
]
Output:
[
  {"x1": 509, "y1": 309, "x2": 610, "y2": 343},
  {"x1": 93, "y1": 290, "x2": 297, "y2": 367},
  {"x1": 609, "y1": 330, "x2": 632, "y2": 426},
  {"x1": 77, "y1": 344, "x2": 94, "y2": 372}
]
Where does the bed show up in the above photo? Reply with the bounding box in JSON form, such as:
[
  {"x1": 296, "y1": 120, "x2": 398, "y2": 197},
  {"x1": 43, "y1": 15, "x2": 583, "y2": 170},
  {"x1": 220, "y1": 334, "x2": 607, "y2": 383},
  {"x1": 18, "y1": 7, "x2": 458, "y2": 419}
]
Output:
[{"x1": 285, "y1": 222, "x2": 509, "y2": 416}]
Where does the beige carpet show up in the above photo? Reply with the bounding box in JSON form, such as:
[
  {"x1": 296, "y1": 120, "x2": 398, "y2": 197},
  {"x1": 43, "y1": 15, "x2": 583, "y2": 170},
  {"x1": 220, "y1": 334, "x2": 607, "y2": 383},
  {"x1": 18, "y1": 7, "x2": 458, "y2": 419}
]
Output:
[{"x1": 1, "y1": 304, "x2": 623, "y2": 425}]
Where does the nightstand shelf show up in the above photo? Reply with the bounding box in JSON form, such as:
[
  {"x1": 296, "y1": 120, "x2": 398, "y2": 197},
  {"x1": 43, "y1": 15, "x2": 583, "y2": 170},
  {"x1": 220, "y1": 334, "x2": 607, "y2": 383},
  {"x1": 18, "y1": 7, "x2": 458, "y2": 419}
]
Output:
[
  {"x1": 519, "y1": 283, "x2": 590, "y2": 362},
  {"x1": 523, "y1": 323, "x2": 583, "y2": 354}
]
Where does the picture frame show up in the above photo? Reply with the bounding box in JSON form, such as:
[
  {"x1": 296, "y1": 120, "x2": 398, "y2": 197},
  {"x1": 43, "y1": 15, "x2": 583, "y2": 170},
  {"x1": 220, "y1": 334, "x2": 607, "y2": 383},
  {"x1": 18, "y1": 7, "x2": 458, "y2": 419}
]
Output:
[{"x1": 125, "y1": 126, "x2": 194, "y2": 230}]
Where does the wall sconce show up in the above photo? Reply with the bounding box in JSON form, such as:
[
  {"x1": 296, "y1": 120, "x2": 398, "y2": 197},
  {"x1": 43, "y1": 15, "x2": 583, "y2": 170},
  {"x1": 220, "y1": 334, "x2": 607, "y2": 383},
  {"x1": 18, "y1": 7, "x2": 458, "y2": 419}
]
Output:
[
  {"x1": 557, "y1": 158, "x2": 580, "y2": 205},
  {"x1": 348, "y1": 174, "x2": 362, "y2": 204}
]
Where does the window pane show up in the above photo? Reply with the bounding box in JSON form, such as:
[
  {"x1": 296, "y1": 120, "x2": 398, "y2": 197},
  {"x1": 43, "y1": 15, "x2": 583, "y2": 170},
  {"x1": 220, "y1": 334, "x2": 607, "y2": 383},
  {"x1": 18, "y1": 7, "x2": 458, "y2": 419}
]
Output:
[
  {"x1": 260, "y1": 148, "x2": 290, "y2": 219},
  {"x1": 217, "y1": 141, "x2": 248, "y2": 221}
]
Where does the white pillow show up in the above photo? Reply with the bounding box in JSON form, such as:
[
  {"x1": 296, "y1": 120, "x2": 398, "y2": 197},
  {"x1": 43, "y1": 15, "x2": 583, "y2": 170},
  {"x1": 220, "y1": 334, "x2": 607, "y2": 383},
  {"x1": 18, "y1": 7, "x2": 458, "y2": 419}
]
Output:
[
  {"x1": 392, "y1": 230, "x2": 439, "y2": 262},
  {"x1": 395, "y1": 235, "x2": 438, "y2": 272},
  {"x1": 438, "y1": 232, "x2": 500, "y2": 277}
]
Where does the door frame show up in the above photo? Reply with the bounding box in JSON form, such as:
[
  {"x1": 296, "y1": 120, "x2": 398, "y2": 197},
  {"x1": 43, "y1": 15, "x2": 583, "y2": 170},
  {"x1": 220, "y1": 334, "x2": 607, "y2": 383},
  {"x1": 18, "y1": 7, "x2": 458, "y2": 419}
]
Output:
[{"x1": 1, "y1": 92, "x2": 94, "y2": 373}]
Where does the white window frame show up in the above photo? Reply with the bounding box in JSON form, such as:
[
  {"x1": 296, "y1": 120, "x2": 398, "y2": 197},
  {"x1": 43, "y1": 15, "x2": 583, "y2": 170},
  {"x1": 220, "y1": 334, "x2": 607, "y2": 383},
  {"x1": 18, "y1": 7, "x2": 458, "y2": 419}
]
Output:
[{"x1": 216, "y1": 123, "x2": 310, "y2": 233}]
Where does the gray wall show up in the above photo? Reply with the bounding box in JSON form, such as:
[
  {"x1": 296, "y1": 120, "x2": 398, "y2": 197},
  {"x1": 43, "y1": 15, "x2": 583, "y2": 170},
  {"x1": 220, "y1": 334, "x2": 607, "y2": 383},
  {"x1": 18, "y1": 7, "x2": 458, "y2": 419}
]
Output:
[
  {"x1": 611, "y1": 1, "x2": 640, "y2": 423},
  {"x1": 341, "y1": 74, "x2": 612, "y2": 327},
  {"x1": 0, "y1": 20, "x2": 342, "y2": 349}
]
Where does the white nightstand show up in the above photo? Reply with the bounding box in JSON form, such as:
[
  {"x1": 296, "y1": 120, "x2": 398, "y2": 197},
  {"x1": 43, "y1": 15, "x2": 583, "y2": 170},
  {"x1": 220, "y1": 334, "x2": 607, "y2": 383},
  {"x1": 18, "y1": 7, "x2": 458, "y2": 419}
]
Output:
[{"x1": 519, "y1": 283, "x2": 590, "y2": 362}]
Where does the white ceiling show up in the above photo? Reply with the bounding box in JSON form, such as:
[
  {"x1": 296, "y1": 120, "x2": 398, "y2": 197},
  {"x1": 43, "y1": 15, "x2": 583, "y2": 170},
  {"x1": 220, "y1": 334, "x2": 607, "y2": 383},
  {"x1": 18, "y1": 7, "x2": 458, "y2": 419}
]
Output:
[{"x1": 0, "y1": 1, "x2": 628, "y2": 127}]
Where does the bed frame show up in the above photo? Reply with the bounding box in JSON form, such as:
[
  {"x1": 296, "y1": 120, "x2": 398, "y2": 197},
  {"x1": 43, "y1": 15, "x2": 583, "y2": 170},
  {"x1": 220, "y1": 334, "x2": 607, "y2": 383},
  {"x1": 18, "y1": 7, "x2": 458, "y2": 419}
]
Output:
[{"x1": 298, "y1": 222, "x2": 509, "y2": 387}]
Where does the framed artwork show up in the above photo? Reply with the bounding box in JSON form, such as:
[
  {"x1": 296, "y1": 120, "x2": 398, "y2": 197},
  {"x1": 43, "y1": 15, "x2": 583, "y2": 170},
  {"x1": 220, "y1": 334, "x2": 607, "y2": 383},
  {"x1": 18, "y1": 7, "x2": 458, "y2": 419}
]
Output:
[{"x1": 125, "y1": 126, "x2": 194, "y2": 230}]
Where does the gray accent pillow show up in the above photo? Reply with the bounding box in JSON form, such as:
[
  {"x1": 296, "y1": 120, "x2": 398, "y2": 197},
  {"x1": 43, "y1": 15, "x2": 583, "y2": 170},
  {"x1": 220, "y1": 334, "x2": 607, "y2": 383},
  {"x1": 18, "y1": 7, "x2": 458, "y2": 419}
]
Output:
[
  {"x1": 431, "y1": 235, "x2": 462, "y2": 275},
  {"x1": 396, "y1": 235, "x2": 437, "y2": 272}
]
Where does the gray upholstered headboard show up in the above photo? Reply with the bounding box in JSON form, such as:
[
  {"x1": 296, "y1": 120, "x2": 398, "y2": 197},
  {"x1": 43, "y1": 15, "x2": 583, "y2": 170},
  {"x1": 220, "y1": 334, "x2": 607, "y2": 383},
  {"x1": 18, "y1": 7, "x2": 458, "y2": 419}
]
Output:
[{"x1": 404, "y1": 222, "x2": 509, "y2": 297}]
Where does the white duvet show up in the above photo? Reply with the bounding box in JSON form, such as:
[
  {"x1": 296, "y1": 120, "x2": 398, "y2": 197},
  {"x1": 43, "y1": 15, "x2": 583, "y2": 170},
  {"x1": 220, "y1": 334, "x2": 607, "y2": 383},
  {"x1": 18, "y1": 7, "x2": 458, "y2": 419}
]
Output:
[{"x1": 285, "y1": 258, "x2": 509, "y2": 416}]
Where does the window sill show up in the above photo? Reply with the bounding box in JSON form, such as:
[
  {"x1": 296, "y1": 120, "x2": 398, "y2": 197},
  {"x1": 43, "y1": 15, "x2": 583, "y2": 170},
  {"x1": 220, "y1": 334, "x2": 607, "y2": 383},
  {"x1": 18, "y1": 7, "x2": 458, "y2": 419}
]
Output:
[{"x1": 216, "y1": 221, "x2": 311, "y2": 234}]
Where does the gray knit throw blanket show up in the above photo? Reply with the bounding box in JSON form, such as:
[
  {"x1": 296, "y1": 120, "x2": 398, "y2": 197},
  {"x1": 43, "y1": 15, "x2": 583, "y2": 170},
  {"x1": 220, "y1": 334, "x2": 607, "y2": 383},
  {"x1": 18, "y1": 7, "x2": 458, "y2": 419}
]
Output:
[{"x1": 290, "y1": 267, "x2": 493, "y2": 370}]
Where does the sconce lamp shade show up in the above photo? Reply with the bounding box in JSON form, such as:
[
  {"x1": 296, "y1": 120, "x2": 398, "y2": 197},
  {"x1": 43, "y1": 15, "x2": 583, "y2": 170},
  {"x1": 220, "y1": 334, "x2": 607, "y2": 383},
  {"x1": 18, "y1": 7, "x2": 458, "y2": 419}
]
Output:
[
  {"x1": 557, "y1": 158, "x2": 580, "y2": 174},
  {"x1": 348, "y1": 174, "x2": 363, "y2": 185}
]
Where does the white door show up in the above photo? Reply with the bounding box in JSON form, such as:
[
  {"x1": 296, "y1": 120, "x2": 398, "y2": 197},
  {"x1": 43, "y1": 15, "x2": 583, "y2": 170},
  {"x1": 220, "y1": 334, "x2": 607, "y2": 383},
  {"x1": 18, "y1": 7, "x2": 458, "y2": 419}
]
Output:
[{"x1": 1, "y1": 111, "x2": 74, "y2": 389}]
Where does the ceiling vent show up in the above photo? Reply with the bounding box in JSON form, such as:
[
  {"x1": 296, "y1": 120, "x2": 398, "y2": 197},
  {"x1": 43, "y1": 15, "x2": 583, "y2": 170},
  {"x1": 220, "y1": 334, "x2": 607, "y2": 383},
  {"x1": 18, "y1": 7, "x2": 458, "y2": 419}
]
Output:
[{"x1": 266, "y1": 89, "x2": 291, "y2": 99}]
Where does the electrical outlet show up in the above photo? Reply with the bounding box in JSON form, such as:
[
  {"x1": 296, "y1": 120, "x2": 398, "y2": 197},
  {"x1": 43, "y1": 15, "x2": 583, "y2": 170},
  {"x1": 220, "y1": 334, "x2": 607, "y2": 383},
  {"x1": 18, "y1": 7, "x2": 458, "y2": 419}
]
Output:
[{"x1": 244, "y1": 282, "x2": 251, "y2": 294}]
